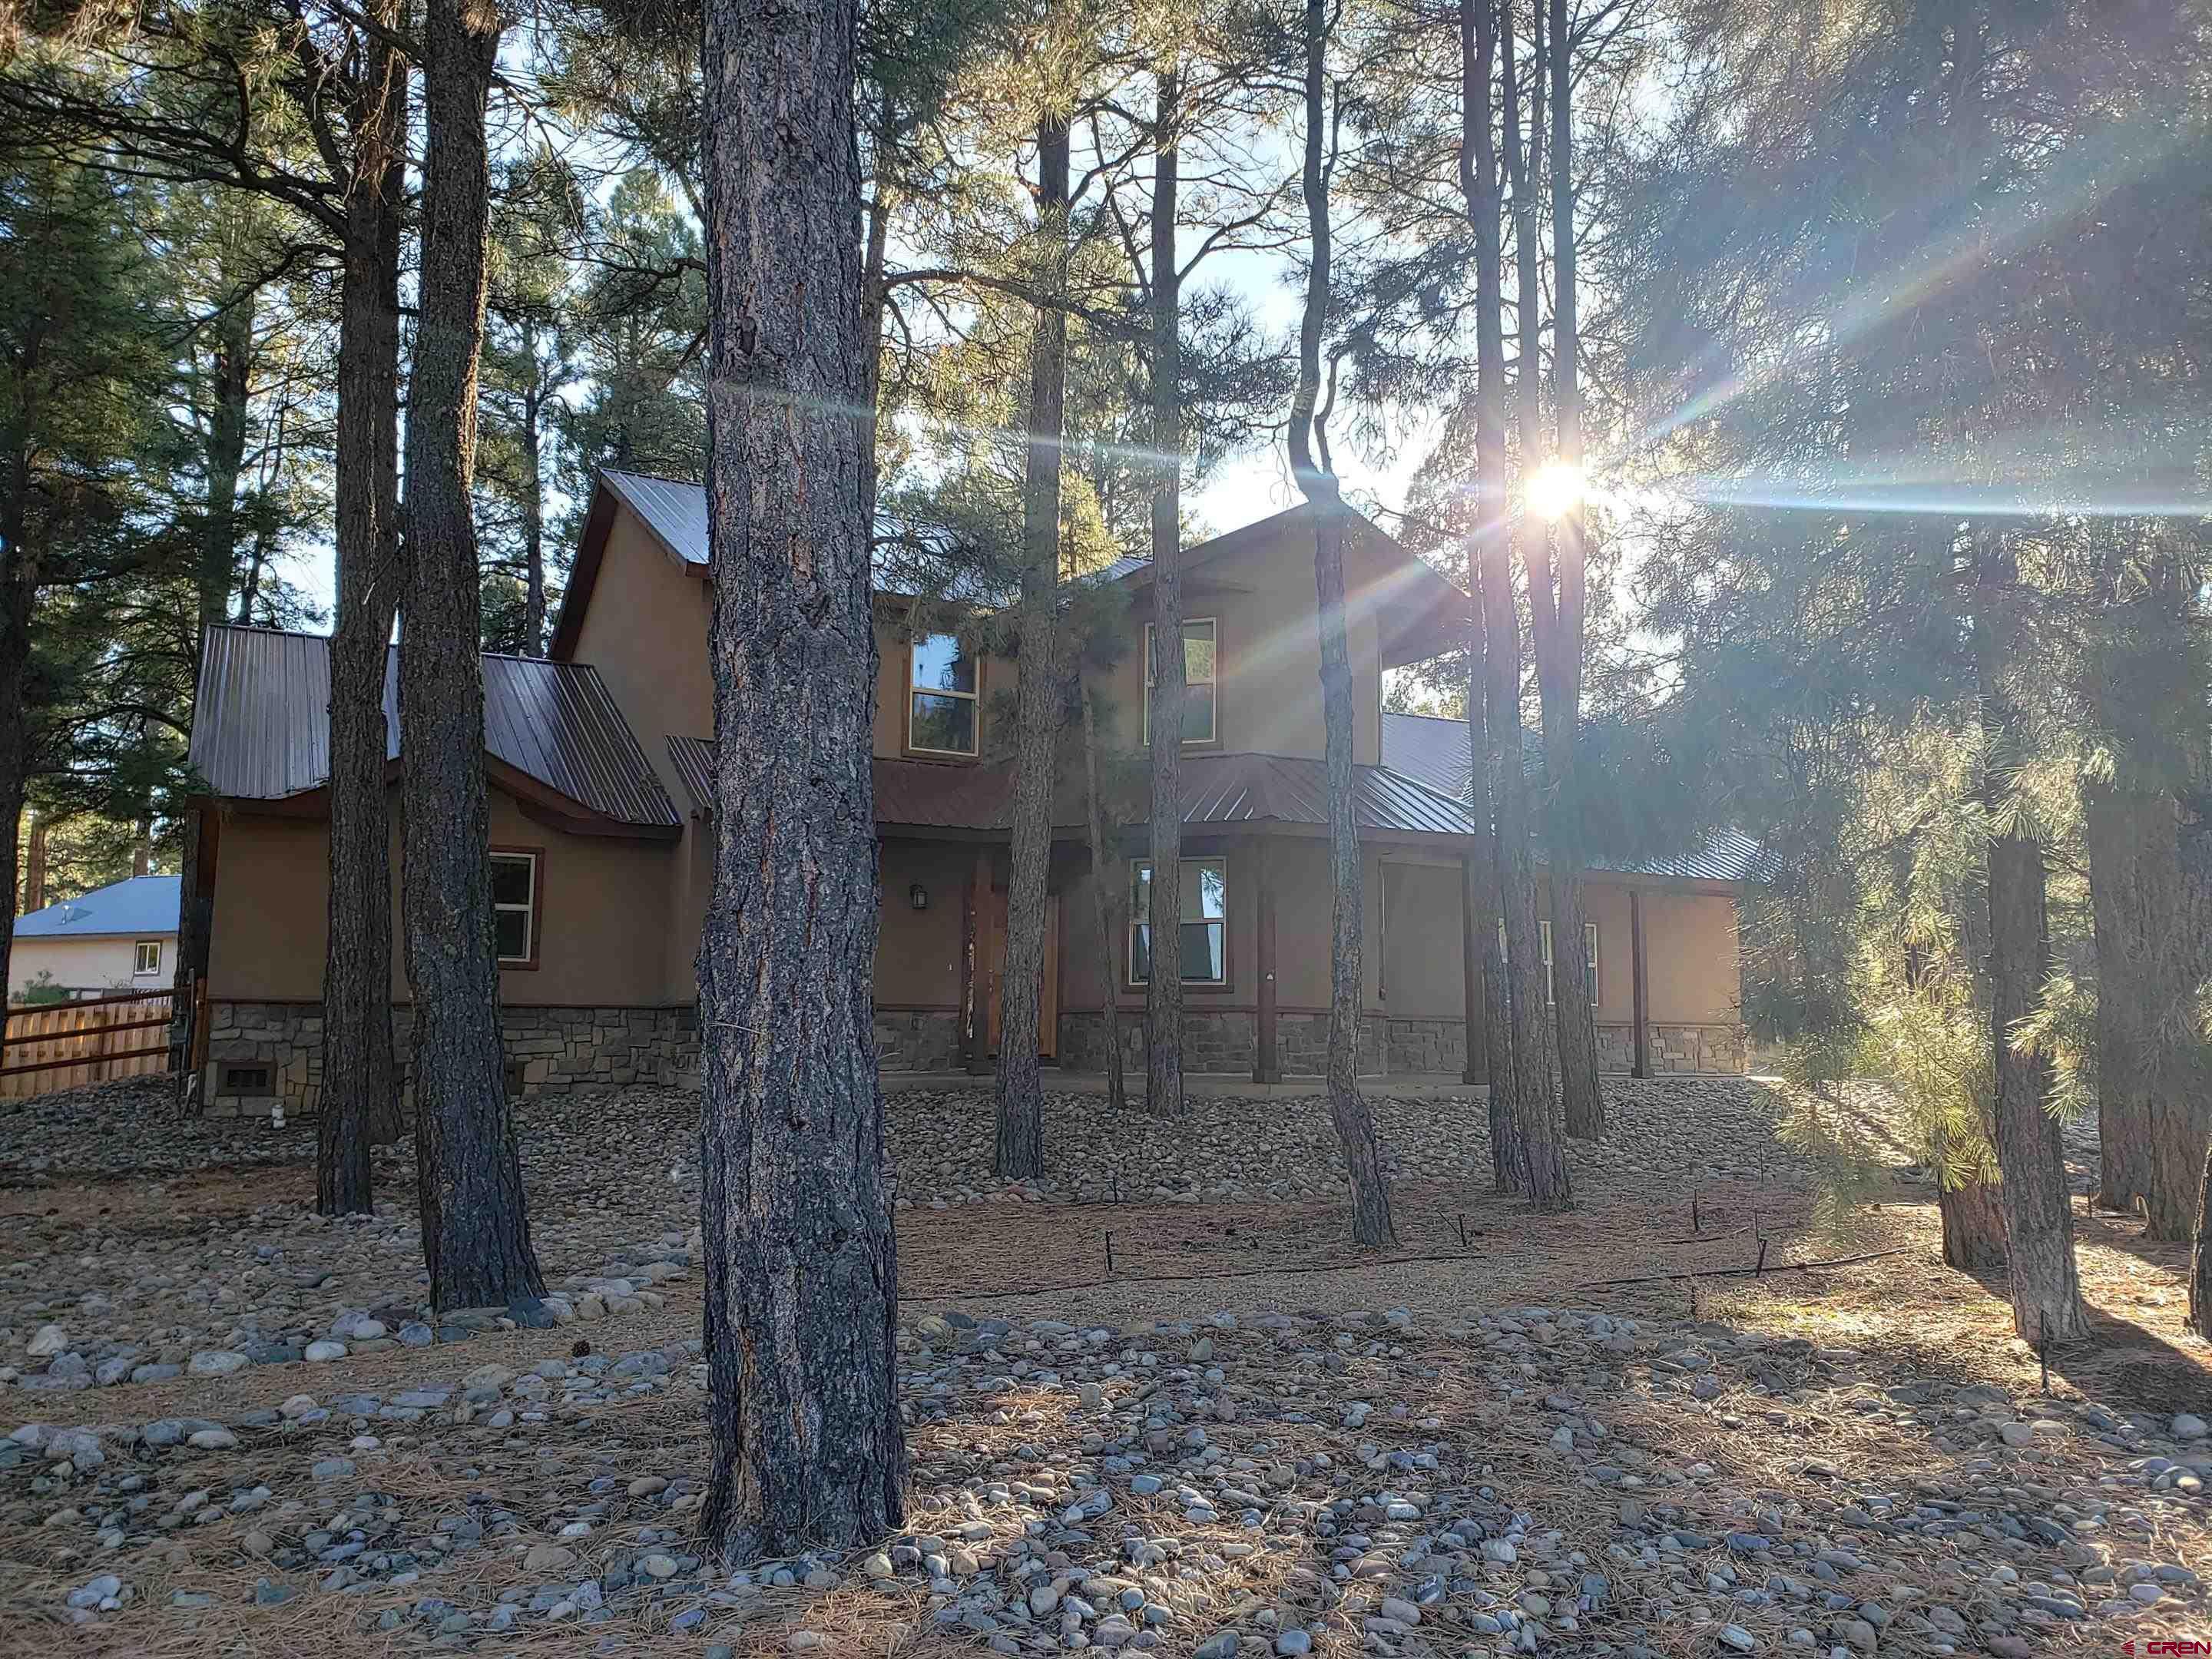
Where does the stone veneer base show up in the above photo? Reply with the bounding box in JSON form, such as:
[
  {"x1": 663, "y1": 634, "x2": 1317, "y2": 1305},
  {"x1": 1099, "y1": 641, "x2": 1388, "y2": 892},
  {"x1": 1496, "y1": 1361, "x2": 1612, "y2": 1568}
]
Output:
[
  {"x1": 204, "y1": 1001, "x2": 700, "y2": 1119},
  {"x1": 204, "y1": 1002, "x2": 1744, "y2": 1115}
]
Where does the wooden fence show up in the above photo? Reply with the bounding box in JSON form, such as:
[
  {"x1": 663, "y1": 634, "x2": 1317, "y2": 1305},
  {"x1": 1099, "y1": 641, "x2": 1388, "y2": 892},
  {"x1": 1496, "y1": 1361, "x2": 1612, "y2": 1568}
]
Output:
[{"x1": 0, "y1": 988, "x2": 177, "y2": 1099}]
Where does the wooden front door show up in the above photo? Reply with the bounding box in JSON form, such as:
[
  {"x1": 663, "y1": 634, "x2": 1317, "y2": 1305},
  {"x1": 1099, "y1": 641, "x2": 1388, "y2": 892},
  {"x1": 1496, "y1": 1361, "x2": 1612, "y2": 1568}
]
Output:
[{"x1": 982, "y1": 891, "x2": 1058, "y2": 1058}]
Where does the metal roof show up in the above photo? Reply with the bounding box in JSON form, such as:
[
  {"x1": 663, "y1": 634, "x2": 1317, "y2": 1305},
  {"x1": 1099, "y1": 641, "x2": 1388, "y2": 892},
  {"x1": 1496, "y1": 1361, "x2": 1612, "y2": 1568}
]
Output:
[
  {"x1": 1179, "y1": 751, "x2": 1482, "y2": 838},
  {"x1": 15, "y1": 874, "x2": 180, "y2": 939},
  {"x1": 601, "y1": 469, "x2": 710, "y2": 568},
  {"x1": 192, "y1": 625, "x2": 680, "y2": 830},
  {"x1": 667, "y1": 736, "x2": 714, "y2": 816},
  {"x1": 1378, "y1": 710, "x2": 1763, "y2": 882}
]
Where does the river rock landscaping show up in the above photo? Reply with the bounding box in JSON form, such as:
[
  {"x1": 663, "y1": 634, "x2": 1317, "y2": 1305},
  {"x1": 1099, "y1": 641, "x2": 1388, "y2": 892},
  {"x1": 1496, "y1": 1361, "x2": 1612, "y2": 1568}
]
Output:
[
  {"x1": 2, "y1": 1075, "x2": 2203, "y2": 1654},
  {"x1": 8, "y1": 1300, "x2": 2209, "y2": 1655}
]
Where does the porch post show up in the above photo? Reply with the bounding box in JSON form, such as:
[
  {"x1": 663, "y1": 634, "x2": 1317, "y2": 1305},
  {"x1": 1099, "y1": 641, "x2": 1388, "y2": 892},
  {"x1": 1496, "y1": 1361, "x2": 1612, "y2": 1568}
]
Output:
[
  {"x1": 1253, "y1": 836, "x2": 1280, "y2": 1084},
  {"x1": 963, "y1": 846, "x2": 992, "y2": 1075},
  {"x1": 1460, "y1": 846, "x2": 1489, "y2": 1085},
  {"x1": 1630, "y1": 886, "x2": 1651, "y2": 1080}
]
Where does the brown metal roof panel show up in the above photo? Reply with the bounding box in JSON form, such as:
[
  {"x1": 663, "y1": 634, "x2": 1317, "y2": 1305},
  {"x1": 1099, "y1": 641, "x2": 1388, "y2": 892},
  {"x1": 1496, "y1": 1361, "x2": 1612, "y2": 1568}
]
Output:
[{"x1": 193, "y1": 625, "x2": 677, "y2": 829}]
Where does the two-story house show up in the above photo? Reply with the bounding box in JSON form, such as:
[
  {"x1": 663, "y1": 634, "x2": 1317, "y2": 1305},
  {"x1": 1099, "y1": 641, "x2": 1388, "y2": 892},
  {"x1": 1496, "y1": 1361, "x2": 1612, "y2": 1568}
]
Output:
[{"x1": 184, "y1": 469, "x2": 1750, "y2": 1116}]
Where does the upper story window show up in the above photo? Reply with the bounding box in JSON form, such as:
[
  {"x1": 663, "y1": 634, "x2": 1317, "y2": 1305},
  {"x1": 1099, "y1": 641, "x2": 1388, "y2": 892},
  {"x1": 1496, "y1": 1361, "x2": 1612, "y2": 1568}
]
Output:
[
  {"x1": 1129, "y1": 857, "x2": 1227, "y2": 985},
  {"x1": 1143, "y1": 618, "x2": 1217, "y2": 745},
  {"x1": 133, "y1": 940, "x2": 162, "y2": 975},
  {"x1": 908, "y1": 632, "x2": 979, "y2": 757},
  {"x1": 492, "y1": 849, "x2": 541, "y2": 967}
]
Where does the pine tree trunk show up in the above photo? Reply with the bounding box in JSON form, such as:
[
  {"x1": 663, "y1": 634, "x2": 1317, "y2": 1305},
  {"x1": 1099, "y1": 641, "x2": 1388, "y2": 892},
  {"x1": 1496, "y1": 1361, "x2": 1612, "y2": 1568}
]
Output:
[
  {"x1": 1463, "y1": 622, "x2": 1517, "y2": 1190},
  {"x1": 2189, "y1": 1131, "x2": 2212, "y2": 1340},
  {"x1": 995, "y1": 116, "x2": 1071, "y2": 1181},
  {"x1": 22, "y1": 813, "x2": 48, "y2": 914},
  {"x1": 1464, "y1": 0, "x2": 1568, "y2": 1211},
  {"x1": 521, "y1": 361, "x2": 546, "y2": 656},
  {"x1": 2084, "y1": 783, "x2": 2152, "y2": 1216},
  {"x1": 1976, "y1": 537, "x2": 2088, "y2": 1343},
  {"x1": 1936, "y1": 1120, "x2": 2008, "y2": 1272},
  {"x1": 1527, "y1": 0, "x2": 1602, "y2": 1138},
  {"x1": 0, "y1": 463, "x2": 30, "y2": 1019},
  {"x1": 1290, "y1": 0, "x2": 1393, "y2": 1245},
  {"x1": 1081, "y1": 687, "x2": 1128, "y2": 1112},
  {"x1": 1144, "y1": 69, "x2": 1186, "y2": 1117},
  {"x1": 402, "y1": 0, "x2": 544, "y2": 1314},
  {"x1": 1313, "y1": 500, "x2": 1396, "y2": 1244},
  {"x1": 697, "y1": 0, "x2": 906, "y2": 1561},
  {"x1": 2145, "y1": 798, "x2": 2212, "y2": 1243},
  {"x1": 318, "y1": 22, "x2": 408, "y2": 1215}
]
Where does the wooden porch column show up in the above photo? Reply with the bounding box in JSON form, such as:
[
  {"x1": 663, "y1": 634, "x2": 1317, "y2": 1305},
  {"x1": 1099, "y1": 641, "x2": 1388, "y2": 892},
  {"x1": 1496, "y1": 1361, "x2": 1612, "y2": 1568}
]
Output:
[
  {"x1": 1253, "y1": 836, "x2": 1280, "y2": 1084},
  {"x1": 1630, "y1": 886, "x2": 1651, "y2": 1080},
  {"x1": 1460, "y1": 846, "x2": 1489, "y2": 1085},
  {"x1": 962, "y1": 846, "x2": 992, "y2": 1075}
]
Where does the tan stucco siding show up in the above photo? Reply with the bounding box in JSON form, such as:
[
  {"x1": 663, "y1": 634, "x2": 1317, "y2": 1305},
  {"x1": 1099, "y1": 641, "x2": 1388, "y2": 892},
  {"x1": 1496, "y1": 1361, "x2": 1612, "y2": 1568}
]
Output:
[
  {"x1": 207, "y1": 812, "x2": 329, "y2": 999},
  {"x1": 1091, "y1": 535, "x2": 1386, "y2": 767},
  {"x1": 480, "y1": 790, "x2": 672, "y2": 1005},
  {"x1": 207, "y1": 787, "x2": 677, "y2": 1007},
  {"x1": 1058, "y1": 835, "x2": 1384, "y2": 1015},
  {"x1": 568, "y1": 512, "x2": 714, "y2": 796},
  {"x1": 1641, "y1": 887, "x2": 1741, "y2": 1023},
  {"x1": 1381, "y1": 859, "x2": 1463, "y2": 1020},
  {"x1": 1581, "y1": 879, "x2": 1633, "y2": 1020},
  {"x1": 875, "y1": 842, "x2": 974, "y2": 1006},
  {"x1": 10, "y1": 934, "x2": 174, "y2": 999}
]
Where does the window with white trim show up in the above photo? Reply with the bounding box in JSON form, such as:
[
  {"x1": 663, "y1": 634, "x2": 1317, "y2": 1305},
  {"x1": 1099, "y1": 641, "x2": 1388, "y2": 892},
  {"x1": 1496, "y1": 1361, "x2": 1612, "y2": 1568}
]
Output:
[
  {"x1": 1142, "y1": 618, "x2": 1217, "y2": 744},
  {"x1": 491, "y1": 851, "x2": 540, "y2": 965},
  {"x1": 1129, "y1": 858, "x2": 1227, "y2": 985},
  {"x1": 133, "y1": 939, "x2": 161, "y2": 975},
  {"x1": 908, "y1": 633, "x2": 979, "y2": 756},
  {"x1": 1498, "y1": 919, "x2": 1599, "y2": 1006}
]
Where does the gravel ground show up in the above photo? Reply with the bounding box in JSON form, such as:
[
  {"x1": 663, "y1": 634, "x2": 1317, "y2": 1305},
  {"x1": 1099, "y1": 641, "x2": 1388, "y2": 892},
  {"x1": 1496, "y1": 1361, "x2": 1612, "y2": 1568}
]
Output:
[
  {"x1": 8, "y1": 1297, "x2": 2206, "y2": 1654},
  {"x1": 3, "y1": 1076, "x2": 2204, "y2": 1655},
  {"x1": 0, "y1": 1076, "x2": 2108, "y2": 1399},
  {"x1": 0, "y1": 1078, "x2": 1810, "y2": 1392}
]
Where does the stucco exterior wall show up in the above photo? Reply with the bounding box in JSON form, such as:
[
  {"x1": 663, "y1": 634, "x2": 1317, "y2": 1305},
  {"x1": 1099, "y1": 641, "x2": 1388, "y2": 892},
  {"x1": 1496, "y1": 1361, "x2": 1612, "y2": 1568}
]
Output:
[
  {"x1": 10, "y1": 935, "x2": 173, "y2": 999},
  {"x1": 206, "y1": 786, "x2": 676, "y2": 1008},
  {"x1": 1640, "y1": 887, "x2": 1741, "y2": 1023},
  {"x1": 566, "y1": 512, "x2": 714, "y2": 802},
  {"x1": 1057, "y1": 834, "x2": 1386, "y2": 1020},
  {"x1": 1094, "y1": 531, "x2": 1386, "y2": 768},
  {"x1": 875, "y1": 840, "x2": 974, "y2": 1009}
]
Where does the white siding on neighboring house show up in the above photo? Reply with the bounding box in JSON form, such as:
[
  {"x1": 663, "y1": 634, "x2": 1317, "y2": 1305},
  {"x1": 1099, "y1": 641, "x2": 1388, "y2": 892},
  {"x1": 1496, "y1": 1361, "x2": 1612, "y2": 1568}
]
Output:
[{"x1": 11, "y1": 933, "x2": 175, "y2": 1000}]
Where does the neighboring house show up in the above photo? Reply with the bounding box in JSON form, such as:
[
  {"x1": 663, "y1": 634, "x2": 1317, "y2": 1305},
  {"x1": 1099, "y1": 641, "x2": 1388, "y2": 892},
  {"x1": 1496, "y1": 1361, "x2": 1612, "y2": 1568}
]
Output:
[
  {"x1": 184, "y1": 469, "x2": 1750, "y2": 1117},
  {"x1": 10, "y1": 875, "x2": 182, "y2": 1002}
]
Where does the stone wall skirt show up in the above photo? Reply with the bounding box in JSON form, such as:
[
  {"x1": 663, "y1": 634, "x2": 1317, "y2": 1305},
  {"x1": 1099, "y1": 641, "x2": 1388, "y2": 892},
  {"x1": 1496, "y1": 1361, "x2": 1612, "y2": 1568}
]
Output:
[
  {"x1": 203, "y1": 1002, "x2": 1747, "y2": 1114},
  {"x1": 202, "y1": 1000, "x2": 700, "y2": 1119}
]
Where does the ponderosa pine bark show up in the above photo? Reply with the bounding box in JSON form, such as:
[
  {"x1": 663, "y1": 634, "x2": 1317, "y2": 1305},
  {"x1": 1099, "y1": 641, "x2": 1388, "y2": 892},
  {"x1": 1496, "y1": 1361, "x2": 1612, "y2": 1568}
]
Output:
[
  {"x1": 0, "y1": 422, "x2": 32, "y2": 1028},
  {"x1": 1144, "y1": 68, "x2": 1187, "y2": 1117},
  {"x1": 1289, "y1": 0, "x2": 1394, "y2": 1247},
  {"x1": 995, "y1": 115, "x2": 1072, "y2": 1180},
  {"x1": 1936, "y1": 1123, "x2": 2008, "y2": 1273},
  {"x1": 2082, "y1": 559, "x2": 2212, "y2": 1241},
  {"x1": 697, "y1": 0, "x2": 906, "y2": 1559},
  {"x1": 1081, "y1": 685, "x2": 1130, "y2": 1113},
  {"x1": 1465, "y1": 566, "x2": 1518, "y2": 1190},
  {"x1": 402, "y1": 0, "x2": 545, "y2": 1313},
  {"x1": 2085, "y1": 781, "x2": 2154, "y2": 1217},
  {"x1": 1975, "y1": 536, "x2": 2087, "y2": 1343},
  {"x1": 173, "y1": 237, "x2": 257, "y2": 1098},
  {"x1": 2190, "y1": 1134, "x2": 2212, "y2": 1340},
  {"x1": 1463, "y1": 0, "x2": 1568, "y2": 1210},
  {"x1": 318, "y1": 15, "x2": 409, "y2": 1215},
  {"x1": 1530, "y1": 0, "x2": 1601, "y2": 1141}
]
